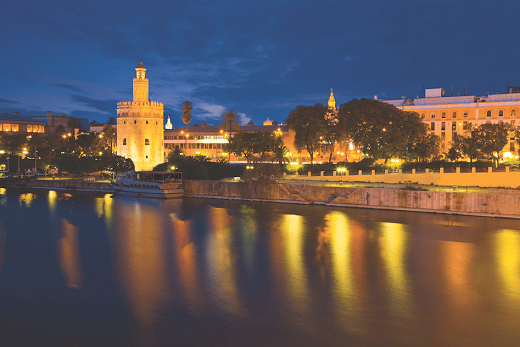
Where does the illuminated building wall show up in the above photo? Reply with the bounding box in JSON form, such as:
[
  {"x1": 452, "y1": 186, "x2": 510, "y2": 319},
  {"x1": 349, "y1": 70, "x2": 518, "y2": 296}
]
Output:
[
  {"x1": 384, "y1": 88, "x2": 520, "y2": 156},
  {"x1": 117, "y1": 61, "x2": 164, "y2": 171}
]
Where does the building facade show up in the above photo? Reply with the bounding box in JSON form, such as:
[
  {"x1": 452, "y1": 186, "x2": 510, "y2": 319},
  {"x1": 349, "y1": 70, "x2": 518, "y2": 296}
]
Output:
[
  {"x1": 117, "y1": 61, "x2": 164, "y2": 171},
  {"x1": 383, "y1": 88, "x2": 519, "y2": 156},
  {"x1": 0, "y1": 112, "x2": 46, "y2": 134}
]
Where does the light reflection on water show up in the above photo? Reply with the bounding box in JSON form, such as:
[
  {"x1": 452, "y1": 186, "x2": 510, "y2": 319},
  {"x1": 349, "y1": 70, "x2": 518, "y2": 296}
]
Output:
[{"x1": 1, "y1": 190, "x2": 520, "y2": 346}]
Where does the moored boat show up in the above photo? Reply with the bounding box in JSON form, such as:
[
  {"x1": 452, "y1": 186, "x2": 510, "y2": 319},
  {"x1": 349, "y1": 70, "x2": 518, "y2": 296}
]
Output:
[{"x1": 111, "y1": 171, "x2": 183, "y2": 199}]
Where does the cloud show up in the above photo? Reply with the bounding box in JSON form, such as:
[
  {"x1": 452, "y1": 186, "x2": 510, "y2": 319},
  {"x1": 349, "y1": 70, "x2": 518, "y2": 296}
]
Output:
[
  {"x1": 51, "y1": 83, "x2": 83, "y2": 92},
  {"x1": 197, "y1": 103, "x2": 225, "y2": 120},
  {"x1": 70, "y1": 95, "x2": 119, "y2": 115},
  {"x1": 238, "y1": 113, "x2": 250, "y2": 125},
  {"x1": 0, "y1": 98, "x2": 20, "y2": 104}
]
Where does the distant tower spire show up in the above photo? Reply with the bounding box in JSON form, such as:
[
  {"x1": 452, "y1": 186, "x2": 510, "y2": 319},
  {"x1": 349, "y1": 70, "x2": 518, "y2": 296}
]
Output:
[
  {"x1": 165, "y1": 116, "x2": 173, "y2": 130},
  {"x1": 328, "y1": 88, "x2": 336, "y2": 109}
]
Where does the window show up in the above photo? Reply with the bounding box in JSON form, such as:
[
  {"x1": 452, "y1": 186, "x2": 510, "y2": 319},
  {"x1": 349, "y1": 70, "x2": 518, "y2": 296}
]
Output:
[
  {"x1": 123, "y1": 138, "x2": 127, "y2": 145},
  {"x1": 441, "y1": 122, "x2": 446, "y2": 130},
  {"x1": 487, "y1": 110, "x2": 492, "y2": 118},
  {"x1": 3, "y1": 124, "x2": 11, "y2": 131},
  {"x1": 499, "y1": 110, "x2": 504, "y2": 117},
  {"x1": 11, "y1": 124, "x2": 19, "y2": 132},
  {"x1": 421, "y1": 113, "x2": 425, "y2": 119},
  {"x1": 145, "y1": 139, "x2": 150, "y2": 145},
  {"x1": 452, "y1": 121, "x2": 457, "y2": 132},
  {"x1": 431, "y1": 113, "x2": 436, "y2": 119},
  {"x1": 512, "y1": 109, "x2": 517, "y2": 118},
  {"x1": 146, "y1": 120, "x2": 149, "y2": 124},
  {"x1": 27, "y1": 125, "x2": 33, "y2": 132},
  {"x1": 463, "y1": 111, "x2": 468, "y2": 118},
  {"x1": 511, "y1": 120, "x2": 516, "y2": 126},
  {"x1": 441, "y1": 112, "x2": 446, "y2": 119},
  {"x1": 452, "y1": 111, "x2": 457, "y2": 119},
  {"x1": 431, "y1": 122, "x2": 435, "y2": 131},
  {"x1": 510, "y1": 142, "x2": 515, "y2": 152},
  {"x1": 134, "y1": 120, "x2": 137, "y2": 124},
  {"x1": 124, "y1": 121, "x2": 126, "y2": 124}
]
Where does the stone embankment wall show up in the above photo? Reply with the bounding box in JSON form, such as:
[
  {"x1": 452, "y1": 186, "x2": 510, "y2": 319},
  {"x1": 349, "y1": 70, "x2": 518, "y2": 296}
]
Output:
[
  {"x1": 285, "y1": 169, "x2": 520, "y2": 188},
  {"x1": 184, "y1": 180, "x2": 520, "y2": 218},
  {"x1": 25, "y1": 180, "x2": 112, "y2": 191}
]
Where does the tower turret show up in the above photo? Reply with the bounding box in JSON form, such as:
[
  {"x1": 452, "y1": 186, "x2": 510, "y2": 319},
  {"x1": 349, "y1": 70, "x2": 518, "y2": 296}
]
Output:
[
  {"x1": 133, "y1": 61, "x2": 149, "y2": 102},
  {"x1": 328, "y1": 88, "x2": 336, "y2": 109}
]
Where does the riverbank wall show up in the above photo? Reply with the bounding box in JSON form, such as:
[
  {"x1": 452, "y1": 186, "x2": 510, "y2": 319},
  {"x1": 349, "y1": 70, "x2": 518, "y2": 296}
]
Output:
[
  {"x1": 184, "y1": 180, "x2": 520, "y2": 218},
  {"x1": 23, "y1": 179, "x2": 112, "y2": 191}
]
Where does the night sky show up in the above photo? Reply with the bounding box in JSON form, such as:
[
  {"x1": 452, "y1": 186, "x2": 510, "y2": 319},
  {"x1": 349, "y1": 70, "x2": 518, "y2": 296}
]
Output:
[{"x1": 1, "y1": 0, "x2": 519, "y2": 127}]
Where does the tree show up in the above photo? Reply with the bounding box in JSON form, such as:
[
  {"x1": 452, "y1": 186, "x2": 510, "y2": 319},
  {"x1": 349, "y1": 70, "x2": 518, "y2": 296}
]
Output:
[
  {"x1": 102, "y1": 124, "x2": 117, "y2": 154},
  {"x1": 337, "y1": 98, "x2": 427, "y2": 162},
  {"x1": 182, "y1": 101, "x2": 193, "y2": 133},
  {"x1": 105, "y1": 155, "x2": 135, "y2": 176},
  {"x1": 411, "y1": 133, "x2": 441, "y2": 161},
  {"x1": 221, "y1": 109, "x2": 241, "y2": 160},
  {"x1": 285, "y1": 104, "x2": 326, "y2": 164},
  {"x1": 478, "y1": 122, "x2": 512, "y2": 166},
  {"x1": 226, "y1": 131, "x2": 277, "y2": 163}
]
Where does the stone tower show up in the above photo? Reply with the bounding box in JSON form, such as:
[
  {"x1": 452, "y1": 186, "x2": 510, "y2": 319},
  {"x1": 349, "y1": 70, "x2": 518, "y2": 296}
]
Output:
[{"x1": 117, "y1": 61, "x2": 164, "y2": 171}]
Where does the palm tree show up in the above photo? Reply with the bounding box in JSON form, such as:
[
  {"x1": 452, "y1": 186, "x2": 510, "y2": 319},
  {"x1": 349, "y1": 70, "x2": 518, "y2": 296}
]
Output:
[
  {"x1": 221, "y1": 109, "x2": 241, "y2": 160},
  {"x1": 102, "y1": 123, "x2": 117, "y2": 154},
  {"x1": 182, "y1": 101, "x2": 192, "y2": 151}
]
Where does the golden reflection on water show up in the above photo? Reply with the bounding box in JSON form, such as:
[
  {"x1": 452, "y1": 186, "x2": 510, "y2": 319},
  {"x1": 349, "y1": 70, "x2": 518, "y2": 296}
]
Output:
[
  {"x1": 280, "y1": 214, "x2": 309, "y2": 313},
  {"x1": 0, "y1": 222, "x2": 4, "y2": 271},
  {"x1": 95, "y1": 194, "x2": 114, "y2": 230},
  {"x1": 494, "y1": 229, "x2": 520, "y2": 305},
  {"x1": 328, "y1": 212, "x2": 363, "y2": 328},
  {"x1": 441, "y1": 241, "x2": 476, "y2": 307},
  {"x1": 240, "y1": 205, "x2": 257, "y2": 277},
  {"x1": 205, "y1": 207, "x2": 242, "y2": 315},
  {"x1": 114, "y1": 202, "x2": 167, "y2": 326},
  {"x1": 0, "y1": 188, "x2": 6, "y2": 195},
  {"x1": 379, "y1": 222, "x2": 412, "y2": 317},
  {"x1": 18, "y1": 193, "x2": 34, "y2": 208},
  {"x1": 57, "y1": 218, "x2": 84, "y2": 289},
  {"x1": 170, "y1": 213, "x2": 201, "y2": 310},
  {"x1": 48, "y1": 191, "x2": 57, "y2": 215}
]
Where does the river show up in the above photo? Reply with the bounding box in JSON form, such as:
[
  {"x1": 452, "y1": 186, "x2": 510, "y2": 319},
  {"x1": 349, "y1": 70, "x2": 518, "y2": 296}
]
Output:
[{"x1": 0, "y1": 188, "x2": 519, "y2": 346}]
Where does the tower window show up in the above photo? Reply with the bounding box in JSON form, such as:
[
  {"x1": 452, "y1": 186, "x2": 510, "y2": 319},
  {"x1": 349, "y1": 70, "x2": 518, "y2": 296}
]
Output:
[
  {"x1": 123, "y1": 138, "x2": 127, "y2": 145},
  {"x1": 134, "y1": 120, "x2": 137, "y2": 124},
  {"x1": 146, "y1": 120, "x2": 149, "y2": 124},
  {"x1": 145, "y1": 139, "x2": 150, "y2": 145},
  {"x1": 463, "y1": 111, "x2": 468, "y2": 118},
  {"x1": 124, "y1": 121, "x2": 126, "y2": 124}
]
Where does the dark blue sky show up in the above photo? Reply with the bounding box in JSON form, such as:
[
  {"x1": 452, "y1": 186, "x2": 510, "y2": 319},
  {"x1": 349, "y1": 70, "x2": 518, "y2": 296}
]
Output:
[{"x1": 1, "y1": 0, "x2": 519, "y2": 128}]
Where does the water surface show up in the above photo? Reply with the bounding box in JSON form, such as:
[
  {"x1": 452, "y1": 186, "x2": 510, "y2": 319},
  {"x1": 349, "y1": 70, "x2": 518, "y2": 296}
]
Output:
[{"x1": 0, "y1": 188, "x2": 519, "y2": 346}]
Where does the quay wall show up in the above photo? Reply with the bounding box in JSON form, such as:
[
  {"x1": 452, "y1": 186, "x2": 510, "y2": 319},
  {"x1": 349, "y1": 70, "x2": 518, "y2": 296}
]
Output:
[
  {"x1": 184, "y1": 180, "x2": 520, "y2": 218},
  {"x1": 24, "y1": 180, "x2": 112, "y2": 191},
  {"x1": 284, "y1": 170, "x2": 520, "y2": 188}
]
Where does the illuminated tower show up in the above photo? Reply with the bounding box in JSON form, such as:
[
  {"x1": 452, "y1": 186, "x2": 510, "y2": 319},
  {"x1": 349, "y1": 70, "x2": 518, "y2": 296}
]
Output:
[
  {"x1": 117, "y1": 61, "x2": 164, "y2": 171},
  {"x1": 328, "y1": 88, "x2": 336, "y2": 109}
]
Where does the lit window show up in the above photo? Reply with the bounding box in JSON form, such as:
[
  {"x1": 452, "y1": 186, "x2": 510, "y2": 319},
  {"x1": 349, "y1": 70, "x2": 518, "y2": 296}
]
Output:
[
  {"x1": 421, "y1": 113, "x2": 425, "y2": 119},
  {"x1": 145, "y1": 139, "x2": 150, "y2": 145},
  {"x1": 441, "y1": 112, "x2": 446, "y2": 119},
  {"x1": 452, "y1": 111, "x2": 457, "y2": 119},
  {"x1": 123, "y1": 138, "x2": 127, "y2": 145},
  {"x1": 487, "y1": 110, "x2": 492, "y2": 117},
  {"x1": 511, "y1": 109, "x2": 516, "y2": 118},
  {"x1": 27, "y1": 124, "x2": 33, "y2": 132},
  {"x1": 499, "y1": 110, "x2": 504, "y2": 117}
]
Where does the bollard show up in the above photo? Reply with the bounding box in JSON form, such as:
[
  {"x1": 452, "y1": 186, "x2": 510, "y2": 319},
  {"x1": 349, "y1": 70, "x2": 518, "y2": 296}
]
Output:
[
  {"x1": 320, "y1": 171, "x2": 324, "y2": 176},
  {"x1": 333, "y1": 171, "x2": 337, "y2": 176},
  {"x1": 398, "y1": 169, "x2": 402, "y2": 174},
  {"x1": 372, "y1": 170, "x2": 375, "y2": 175},
  {"x1": 506, "y1": 166, "x2": 510, "y2": 173},
  {"x1": 456, "y1": 167, "x2": 460, "y2": 174},
  {"x1": 283, "y1": 172, "x2": 287, "y2": 178},
  {"x1": 440, "y1": 168, "x2": 444, "y2": 174},
  {"x1": 295, "y1": 172, "x2": 299, "y2": 177},
  {"x1": 488, "y1": 167, "x2": 492, "y2": 173},
  {"x1": 426, "y1": 168, "x2": 430, "y2": 174},
  {"x1": 308, "y1": 172, "x2": 312, "y2": 177},
  {"x1": 385, "y1": 169, "x2": 389, "y2": 175},
  {"x1": 358, "y1": 170, "x2": 363, "y2": 176},
  {"x1": 412, "y1": 169, "x2": 416, "y2": 174},
  {"x1": 472, "y1": 167, "x2": 476, "y2": 174}
]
